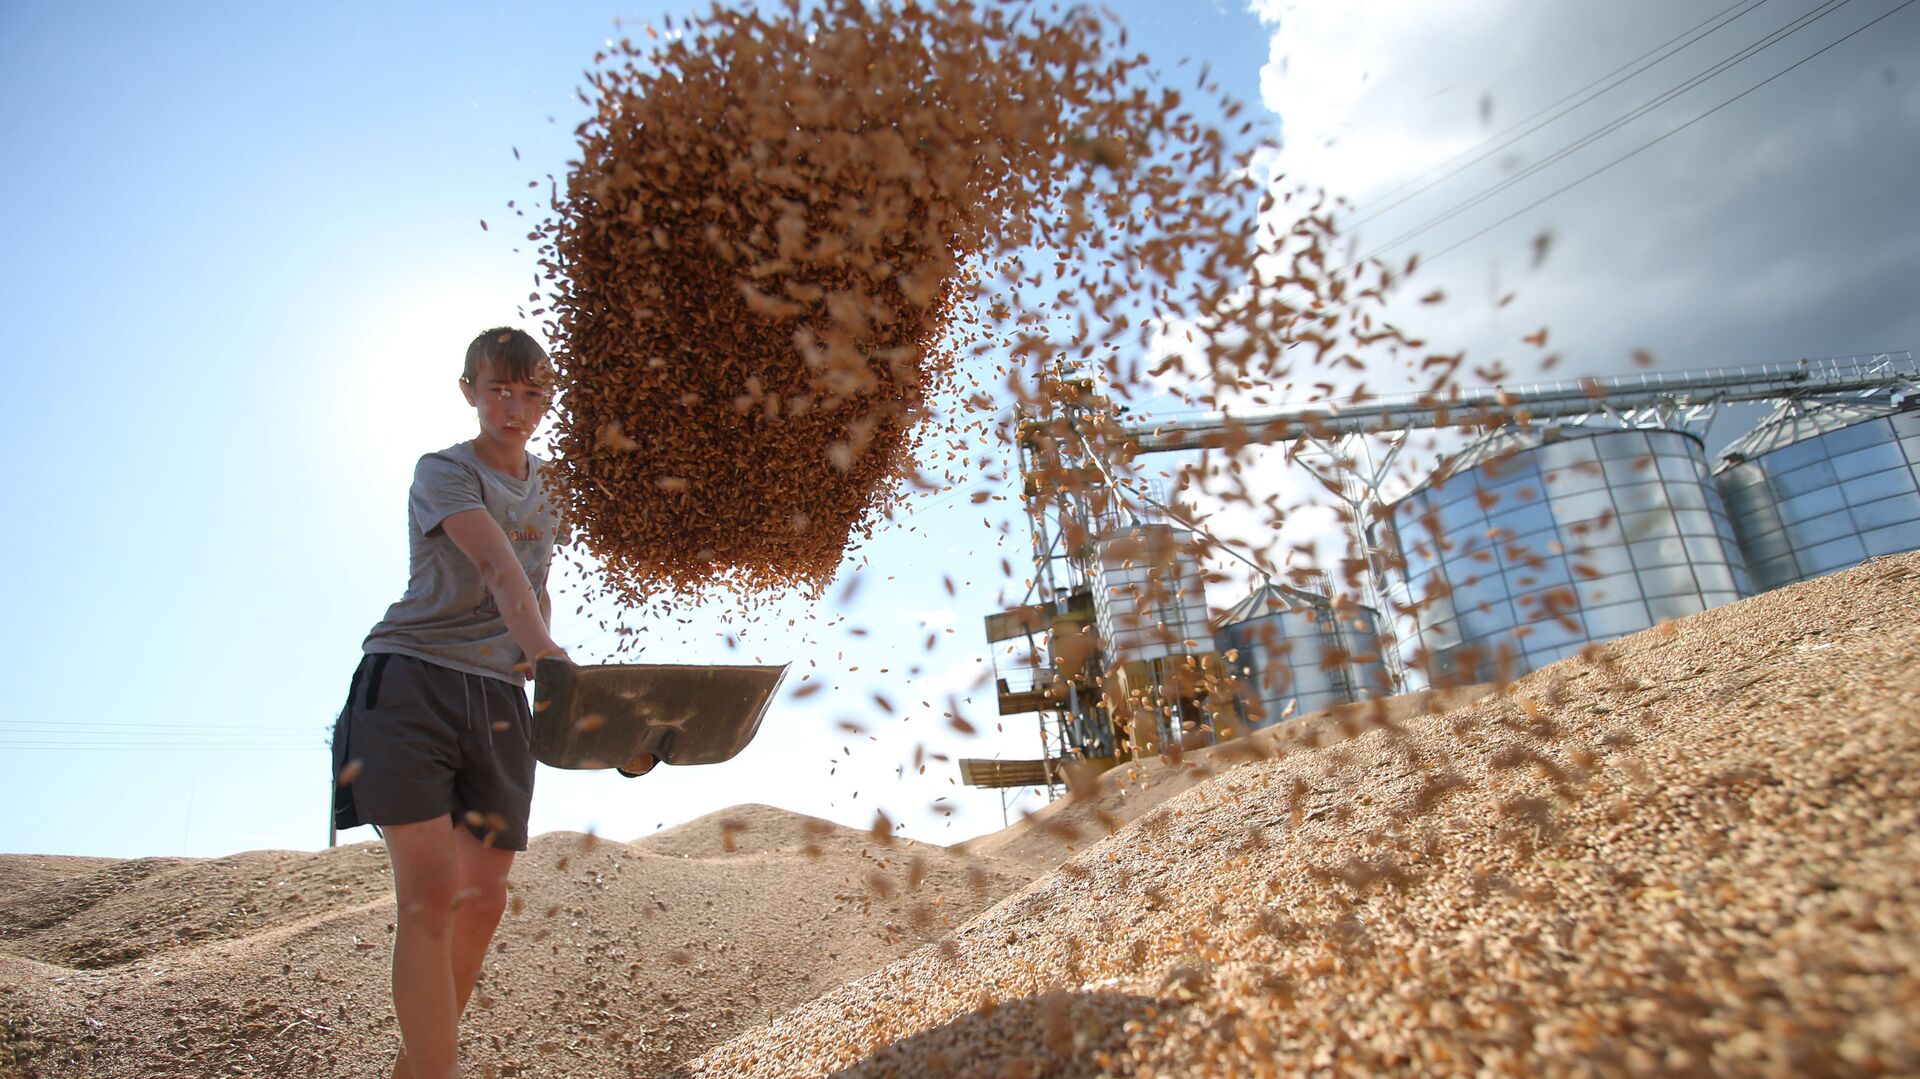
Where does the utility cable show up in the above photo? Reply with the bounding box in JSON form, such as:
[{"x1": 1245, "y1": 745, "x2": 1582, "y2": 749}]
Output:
[
  {"x1": 0, "y1": 718, "x2": 323, "y2": 732},
  {"x1": 1144, "y1": 0, "x2": 1896, "y2": 401},
  {"x1": 0, "y1": 737, "x2": 326, "y2": 748},
  {"x1": 1364, "y1": 0, "x2": 1860, "y2": 261},
  {"x1": 1421, "y1": 0, "x2": 1916, "y2": 263},
  {"x1": 1136, "y1": 0, "x2": 1781, "y2": 405},
  {"x1": 1353, "y1": 0, "x2": 1776, "y2": 225}
]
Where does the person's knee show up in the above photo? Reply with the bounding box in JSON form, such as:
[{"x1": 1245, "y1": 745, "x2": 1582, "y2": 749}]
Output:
[
  {"x1": 395, "y1": 876, "x2": 461, "y2": 925},
  {"x1": 452, "y1": 881, "x2": 508, "y2": 926}
]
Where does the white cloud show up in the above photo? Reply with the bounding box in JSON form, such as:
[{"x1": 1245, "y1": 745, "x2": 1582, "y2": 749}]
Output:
[
  {"x1": 1143, "y1": 0, "x2": 1920, "y2": 616},
  {"x1": 1253, "y1": 0, "x2": 1512, "y2": 200},
  {"x1": 1244, "y1": 0, "x2": 1920, "y2": 382}
]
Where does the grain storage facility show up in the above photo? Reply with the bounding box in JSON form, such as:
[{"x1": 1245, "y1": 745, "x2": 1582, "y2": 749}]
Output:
[
  {"x1": 1213, "y1": 580, "x2": 1393, "y2": 729},
  {"x1": 974, "y1": 353, "x2": 1915, "y2": 801},
  {"x1": 1713, "y1": 390, "x2": 1920, "y2": 590},
  {"x1": 1090, "y1": 522, "x2": 1232, "y2": 755},
  {"x1": 1379, "y1": 425, "x2": 1753, "y2": 686},
  {"x1": 1091, "y1": 522, "x2": 1212, "y2": 665}
]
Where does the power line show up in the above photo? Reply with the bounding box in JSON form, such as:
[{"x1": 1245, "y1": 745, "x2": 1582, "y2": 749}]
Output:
[
  {"x1": 0, "y1": 718, "x2": 329, "y2": 751},
  {"x1": 0, "y1": 719, "x2": 325, "y2": 732},
  {"x1": 1363, "y1": 0, "x2": 1861, "y2": 261},
  {"x1": 1101, "y1": 2, "x2": 1907, "y2": 401},
  {"x1": 0, "y1": 734, "x2": 325, "y2": 745},
  {"x1": 1423, "y1": 0, "x2": 1917, "y2": 263},
  {"x1": 0, "y1": 727, "x2": 327, "y2": 740},
  {"x1": 1352, "y1": 0, "x2": 1777, "y2": 226},
  {"x1": 0, "y1": 742, "x2": 326, "y2": 752}
]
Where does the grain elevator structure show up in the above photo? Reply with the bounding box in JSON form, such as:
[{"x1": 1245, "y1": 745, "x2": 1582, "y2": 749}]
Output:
[{"x1": 964, "y1": 352, "x2": 1918, "y2": 800}]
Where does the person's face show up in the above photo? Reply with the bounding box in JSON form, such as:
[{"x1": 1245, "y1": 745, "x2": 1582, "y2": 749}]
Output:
[{"x1": 461, "y1": 363, "x2": 553, "y2": 446}]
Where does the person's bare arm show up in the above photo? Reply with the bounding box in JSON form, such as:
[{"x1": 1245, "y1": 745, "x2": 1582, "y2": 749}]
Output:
[
  {"x1": 538, "y1": 586, "x2": 552, "y2": 629},
  {"x1": 440, "y1": 509, "x2": 565, "y2": 673}
]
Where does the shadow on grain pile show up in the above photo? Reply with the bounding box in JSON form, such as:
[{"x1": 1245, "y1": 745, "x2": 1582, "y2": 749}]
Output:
[{"x1": 674, "y1": 551, "x2": 1920, "y2": 1078}]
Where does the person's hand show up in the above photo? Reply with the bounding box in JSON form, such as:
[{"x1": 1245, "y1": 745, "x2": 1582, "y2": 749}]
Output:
[
  {"x1": 519, "y1": 646, "x2": 572, "y2": 680},
  {"x1": 617, "y1": 752, "x2": 657, "y2": 778}
]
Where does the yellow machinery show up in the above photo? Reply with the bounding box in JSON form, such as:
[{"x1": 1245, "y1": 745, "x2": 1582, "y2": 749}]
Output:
[{"x1": 962, "y1": 377, "x2": 1235, "y2": 797}]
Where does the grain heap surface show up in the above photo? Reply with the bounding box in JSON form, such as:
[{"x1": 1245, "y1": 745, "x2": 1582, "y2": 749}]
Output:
[
  {"x1": 0, "y1": 856, "x2": 120, "y2": 906},
  {"x1": 964, "y1": 683, "x2": 1494, "y2": 874},
  {"x1": 0, "y1": 810, "x2": 1035, "y2": 1078},
  {"x1": 5, "y1": 557, "x2": 1916, "y2": 1076},
  {"x1": 676, "y1": 552, "x2": 1920, "y2": 1077}
]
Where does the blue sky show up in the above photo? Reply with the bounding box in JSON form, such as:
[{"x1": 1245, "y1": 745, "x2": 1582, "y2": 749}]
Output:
[
  {"x1": 4, "y1": 0, "x2": 1914, "y2": 859},
  {"x1": 0, "y1": 0, "x2": 1274, "y2": 858}
]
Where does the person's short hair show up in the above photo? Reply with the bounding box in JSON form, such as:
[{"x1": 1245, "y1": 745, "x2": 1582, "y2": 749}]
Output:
[{"x1": 463, "y1": 327, "x2": 553, "y2": 386}]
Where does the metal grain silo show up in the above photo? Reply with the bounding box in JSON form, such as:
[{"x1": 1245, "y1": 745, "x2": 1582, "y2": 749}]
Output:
[
  {"x1": 1213, "y1": 581, "x2": 1393, "y2": 729},
  {"x1": 1379, "y1": 425, "x2": 1753, "y2": 686},
  {"x1": 1713, "y1": 392, "x2": 1920, "y2": 590},
  {"x1": 1090, "y1": 522, "x2": 1233, "y2": 756}
]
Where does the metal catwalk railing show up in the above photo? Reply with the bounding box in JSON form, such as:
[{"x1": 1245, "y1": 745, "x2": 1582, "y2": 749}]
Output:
[{"x1": 1128, "y1": 351, "x2": 1917, "y2": 453}]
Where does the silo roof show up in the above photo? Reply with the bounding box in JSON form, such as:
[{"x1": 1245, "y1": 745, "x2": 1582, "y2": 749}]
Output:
[
  {"x1": 1713, "y1": 389, "x2": 1914, "y2": 471},
  {"x1": 1217, "y1": 580, "x2": 1328, "y2": 627}
]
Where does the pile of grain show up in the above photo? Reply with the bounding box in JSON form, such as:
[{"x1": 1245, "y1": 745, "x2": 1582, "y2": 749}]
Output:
[
  {"x1": 963, "y1": 682, "x2": 1494, "y2": 873},
  {"x1": 674, "y1": 552, "x2": 1920, "y2": 1077},
  {"x1": 5, "y1": 556, "x2": 1915, "y2": 1076},
  {"x1": 0, "y1": 808, "x2": 1035, "y2": 1078}
]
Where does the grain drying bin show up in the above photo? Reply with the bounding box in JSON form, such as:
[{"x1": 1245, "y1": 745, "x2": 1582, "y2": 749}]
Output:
[
  {"x1": 1212, "y1": 581, "x2": 1392, "y2": 728},
  {"x1": 1713, "y1": 391, "x2": 1920, "y2": 590},
  {"x1": 1090, "y1": 522, "x2": 1232, "y2": 755},
  {"x1": 1379, "y1": 425, "x2": 1752, "y2": 685}
]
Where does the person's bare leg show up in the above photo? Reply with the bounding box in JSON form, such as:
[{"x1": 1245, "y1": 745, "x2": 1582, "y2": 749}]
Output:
[
  {"x1": 449, "y1": 825, "x2": 516, "y2": 1014},
  {"x1": 391, "y1": 827, "x2": 517, "y2": 1079},
  {"x1": 384, "y1": 818, "x2": 461, "y2": 1079}
]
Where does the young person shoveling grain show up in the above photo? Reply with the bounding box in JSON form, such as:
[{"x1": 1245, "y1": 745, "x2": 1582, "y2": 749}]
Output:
[{"x1": 329, "y1": 328, "x2": 654, "y2": 1079}]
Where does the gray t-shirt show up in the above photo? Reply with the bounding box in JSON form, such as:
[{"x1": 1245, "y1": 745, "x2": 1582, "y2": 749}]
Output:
[{"x1": 363, "y1": 441, "x2": 567, "y2": 685}]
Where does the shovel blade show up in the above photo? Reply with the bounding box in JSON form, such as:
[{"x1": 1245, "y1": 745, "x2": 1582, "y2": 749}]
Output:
[{"x1": 532, "y1": 659, "x2": 787, "y2": 770}]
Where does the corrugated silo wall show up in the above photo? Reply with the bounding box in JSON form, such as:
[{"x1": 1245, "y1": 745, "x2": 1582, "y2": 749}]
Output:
[
  {"x1": 1715, "y1": 409, "x2": 1920, "y2": 590},
  {"x1": 1091, "y1": 524, "x2": 1221, "y2": 754},
  {"x1": 1381, "y1": 429, "x2": 1753, "y2": 686},
  {"x1": 1214, "y1": 605, "x2": 1392, "y2": 728},
  {"x1": 1091, "y1": 525, "x2": 1211, "y2": 665}
]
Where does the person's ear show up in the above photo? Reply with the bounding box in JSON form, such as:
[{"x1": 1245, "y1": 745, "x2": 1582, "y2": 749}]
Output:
[{"x1": 459, "y1": 376, "x2": 478, "y2": 407}]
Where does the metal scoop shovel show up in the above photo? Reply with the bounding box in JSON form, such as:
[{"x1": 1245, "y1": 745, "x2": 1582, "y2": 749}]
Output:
[{"x1": 530, "y1": 658, "x2": 788, "y2": 770}]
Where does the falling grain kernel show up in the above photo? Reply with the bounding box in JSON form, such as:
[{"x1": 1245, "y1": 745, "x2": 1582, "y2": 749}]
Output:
[
  {"x1": 595, "y1": 421, "x2": 641, "y2": 452},
  {"x1": 168, "y1": 4, "x2": 1907, "y2": 1073},
  {"x1": 535, "y1": 0, "x2": 1324, "y2": 609}
]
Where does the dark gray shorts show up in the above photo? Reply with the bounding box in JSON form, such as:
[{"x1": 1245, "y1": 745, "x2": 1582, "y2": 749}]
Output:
[{"x1": 330, "y1": 652, "x2": 536, "y2": 851}]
